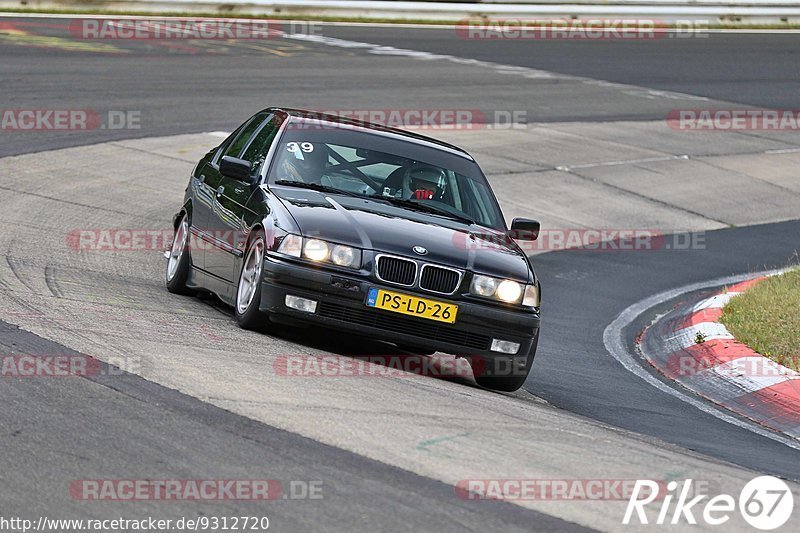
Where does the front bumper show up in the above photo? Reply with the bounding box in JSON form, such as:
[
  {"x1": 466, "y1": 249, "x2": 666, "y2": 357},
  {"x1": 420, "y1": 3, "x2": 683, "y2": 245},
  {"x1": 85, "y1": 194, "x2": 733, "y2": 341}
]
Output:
[{"x1": 259, "y1": 256, "x2": 540, "y2": 359}]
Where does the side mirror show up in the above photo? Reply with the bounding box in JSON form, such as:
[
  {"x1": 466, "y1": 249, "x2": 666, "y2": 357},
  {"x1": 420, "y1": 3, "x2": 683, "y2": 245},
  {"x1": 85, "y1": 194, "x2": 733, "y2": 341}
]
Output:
[
  {"x1": 509, "y1": 218, "x2": 540, "y2": 241},
  {"x1": 220, "y1": 156, "x2": 254, "y2": 183}
]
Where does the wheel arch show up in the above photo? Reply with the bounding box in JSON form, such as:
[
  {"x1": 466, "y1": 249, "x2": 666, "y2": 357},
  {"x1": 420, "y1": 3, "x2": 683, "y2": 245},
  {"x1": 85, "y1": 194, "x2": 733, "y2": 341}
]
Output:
[{"x1": 173, "y1": 200, "x2": 193, "y2": 230}]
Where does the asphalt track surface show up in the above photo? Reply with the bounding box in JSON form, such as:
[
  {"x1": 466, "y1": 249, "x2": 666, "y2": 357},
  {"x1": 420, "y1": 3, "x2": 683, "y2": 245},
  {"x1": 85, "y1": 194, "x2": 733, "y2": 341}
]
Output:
[
  {"x1": 320, "y1": 26, "x2": 800, "y2": 111},
  {"x1": 0, "y1": 321, "x2": 583, "y2": 532},
  {"x1": 3, "y1": 19, "x2": 800, "y2": 156},
  {"x1": 534, "y1": 219, "x2": 800, "y2": 475},
  {"x1": 1, "y1": 15, "x2": 800, "y2": 530}
]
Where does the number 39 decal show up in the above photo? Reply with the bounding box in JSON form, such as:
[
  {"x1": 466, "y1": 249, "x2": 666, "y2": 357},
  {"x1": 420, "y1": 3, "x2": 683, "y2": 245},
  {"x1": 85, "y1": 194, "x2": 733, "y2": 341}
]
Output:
[{"x1": 287, "y1": 142, "x2": 314, "y2": 153}]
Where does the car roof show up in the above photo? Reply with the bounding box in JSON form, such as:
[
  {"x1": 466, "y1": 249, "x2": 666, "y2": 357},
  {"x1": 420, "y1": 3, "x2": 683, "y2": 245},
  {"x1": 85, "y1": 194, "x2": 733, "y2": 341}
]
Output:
[{"x1": 268, "y1": 107, "x2": 475, "y2": 161}]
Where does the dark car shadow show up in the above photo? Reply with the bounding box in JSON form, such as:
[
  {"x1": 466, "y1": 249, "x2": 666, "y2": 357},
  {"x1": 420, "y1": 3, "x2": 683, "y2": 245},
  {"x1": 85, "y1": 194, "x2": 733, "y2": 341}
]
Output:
[{"x1": 197, "y1": 291, "x2": 479, "y2": 389}]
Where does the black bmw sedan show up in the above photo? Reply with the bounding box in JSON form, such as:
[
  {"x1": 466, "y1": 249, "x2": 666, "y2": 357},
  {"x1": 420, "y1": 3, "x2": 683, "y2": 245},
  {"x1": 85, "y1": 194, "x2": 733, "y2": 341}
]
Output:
[{"x1": 166, "y1": 108, "x2": 541, "y2": 391}]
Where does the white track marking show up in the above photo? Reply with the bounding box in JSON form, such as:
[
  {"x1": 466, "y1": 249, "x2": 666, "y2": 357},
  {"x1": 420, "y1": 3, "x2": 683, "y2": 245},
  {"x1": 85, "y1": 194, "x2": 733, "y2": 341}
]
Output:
[
  {"x1": 765, "y1": 147, "x2": 800, "y2": 154},
  {"x1": 557, "y1": 154, "x2": 689, "y2": 171},
  {"x1": 603, "y1": 268, "x2": 800, "y2": 451},
  {"x1": 284, "y1": 33, "x2": 711, "y2": 101},
  {"x1": 286, "y1": 33, "x2": 555, "y2": 78},
  {"x1": 693, "y1": 292, "x2": 740, "y2": 310}
]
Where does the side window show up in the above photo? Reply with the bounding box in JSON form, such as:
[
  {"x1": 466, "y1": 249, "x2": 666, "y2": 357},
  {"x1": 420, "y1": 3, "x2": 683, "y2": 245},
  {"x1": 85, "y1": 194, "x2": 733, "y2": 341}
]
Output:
[
  {"x1": 242, "y1": 115, "x2": 282, "y2": 173},
  {"x1": 223, "y1": 112, "x2": 270, "y2": 160},
  {"x1": 460, "y1": 177, "x2": 498, "y2": 228},
  {"x1": 212, "y1": 125, "x2": 245, "y2": 166}
]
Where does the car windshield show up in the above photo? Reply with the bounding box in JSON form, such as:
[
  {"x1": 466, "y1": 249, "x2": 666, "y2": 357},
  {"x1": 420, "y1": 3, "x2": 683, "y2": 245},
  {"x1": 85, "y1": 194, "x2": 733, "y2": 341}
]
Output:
[{"x1": 266, "y1": 121, "x2": 505, "y2": 230}]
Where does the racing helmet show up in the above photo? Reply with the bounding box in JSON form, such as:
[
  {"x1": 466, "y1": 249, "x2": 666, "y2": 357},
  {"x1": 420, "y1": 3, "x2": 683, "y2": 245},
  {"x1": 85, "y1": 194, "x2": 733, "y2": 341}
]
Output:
[
  {"x1": 408, "y1": 165, "x2": 446, "y2": 200},
  {"x1": 280, "y1": 142, "x2": 328, "y2": 183}
]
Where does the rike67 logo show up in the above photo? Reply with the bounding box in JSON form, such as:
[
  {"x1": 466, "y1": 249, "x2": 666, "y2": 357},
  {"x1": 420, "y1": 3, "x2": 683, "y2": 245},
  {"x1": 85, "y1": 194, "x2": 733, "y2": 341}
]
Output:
[{"x1": 624, "y1": 476, "x2": 794, "y2": 530}]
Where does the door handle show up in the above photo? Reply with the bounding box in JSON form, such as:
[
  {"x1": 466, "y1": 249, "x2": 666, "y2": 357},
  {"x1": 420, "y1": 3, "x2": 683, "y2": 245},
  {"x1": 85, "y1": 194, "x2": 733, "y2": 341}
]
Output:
[
  {"x1": 216, "y1": 185, "x2": 224, "y2": 198},
  {"x1": 234, "y1": 187, "x2": 245, "y2": 194}
]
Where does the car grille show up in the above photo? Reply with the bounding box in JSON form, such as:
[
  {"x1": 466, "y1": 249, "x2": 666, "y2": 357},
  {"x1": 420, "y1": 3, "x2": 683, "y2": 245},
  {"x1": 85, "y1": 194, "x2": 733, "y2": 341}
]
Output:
[
  {"x1": 419, "y1": 265, "x2": 460, "y2": 294},
  {"x1": 318, "y1": 302, "x2": 490, "y2": 351},
  {"x1": 376, "y1": 255, "x2": 416, "y2": 286}
]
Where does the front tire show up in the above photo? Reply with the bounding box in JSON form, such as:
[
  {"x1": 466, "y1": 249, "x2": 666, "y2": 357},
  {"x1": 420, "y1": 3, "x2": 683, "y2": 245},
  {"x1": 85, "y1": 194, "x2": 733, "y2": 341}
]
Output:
[
  {"x1": 166, "y1": 214, "x2": 193, "y2": 295},
  {"x1": 471, "y1": 331, "x2": 539, "y2": 392},
  {"x1": 235, "y1": 230, "x2": 267, "y2": 330}
]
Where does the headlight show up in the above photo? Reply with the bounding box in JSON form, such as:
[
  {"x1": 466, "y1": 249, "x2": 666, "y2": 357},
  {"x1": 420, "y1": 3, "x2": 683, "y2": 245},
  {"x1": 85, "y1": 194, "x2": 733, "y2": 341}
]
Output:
[
  {"x1": 276, "y1": 234, "x2": 361, "y2": 269},
  {"x1": 523, "y1": 284, "x2": 539, "y2": 307},
  {"x1": 496, "y1": 279, "x2": 523, "y2": 303},
  {"x1": 277, "y1": 234, "x2": 302, "y2": 257},
  {"x1": 303, "y1": 239, "x2": 329, "y2": 261},
  {"x1": 331, "y1": 244, "x2": 357, "y2": 267},
  {"x1": 470, "y1": 274, "x2": 534, "y2": 306},
  {"x1": 470, "y1": 275, "x2": 497, "y2": 296}
]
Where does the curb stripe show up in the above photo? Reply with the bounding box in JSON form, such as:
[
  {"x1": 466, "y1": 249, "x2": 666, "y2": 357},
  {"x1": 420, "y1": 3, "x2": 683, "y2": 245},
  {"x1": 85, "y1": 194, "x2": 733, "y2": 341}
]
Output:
[
  {"x1": 663, "y1": 339, "x2": 758, "y2": 379},
  {"x1": 705, "y1": 358, "x2": 798, "y2": 391},
  {"x1": 676, "y1": 308, "x2": 723, "y2": 329},
  {"x1": 667, "y1": 322, "x2": 733, "y2": 350},
  {"x1": 725, "y1": 278, "x2": 763, "y2": 293},
  {"x1": 641, "y1": 274, "x2": 800, "y2": 441},
  {"x1": 725, "y1": 382, "x2": 800, "y2": 438},
  {"x1": 691, "y1": 292, "x2": 740, "y2": 311}
]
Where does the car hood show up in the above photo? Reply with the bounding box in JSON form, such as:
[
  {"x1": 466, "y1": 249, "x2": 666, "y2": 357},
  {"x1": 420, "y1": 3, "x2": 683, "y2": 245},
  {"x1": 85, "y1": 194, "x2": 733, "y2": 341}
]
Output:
[{"x1": 273, "y1": 187, "x2": 532, "y2": 282}]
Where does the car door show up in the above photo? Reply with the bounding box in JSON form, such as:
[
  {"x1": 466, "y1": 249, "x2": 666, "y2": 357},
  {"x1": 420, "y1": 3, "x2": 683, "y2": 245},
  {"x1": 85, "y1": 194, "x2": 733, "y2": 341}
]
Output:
[
  {"x1": 197, "y1": 113, "x2": 269, "y2": 282},
  {"x1": 190, "y1": 118, "x2": 257, "y2": 273},
  {"x1": 205, "y1": 113, "x2": 280, "y2": 284},
  {"x1": 190, "y1": 145, "x2": 230, "y2": 274}
]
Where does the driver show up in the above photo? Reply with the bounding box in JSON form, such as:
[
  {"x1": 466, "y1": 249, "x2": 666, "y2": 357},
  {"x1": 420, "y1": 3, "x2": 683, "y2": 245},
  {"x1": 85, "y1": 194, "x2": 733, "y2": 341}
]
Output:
[
  {"x1": 409, "y1": 167, "x2": 445, "y2": 200},
  {"x1": 276, "y1": 142, "x2": 328, "y2": 183}
]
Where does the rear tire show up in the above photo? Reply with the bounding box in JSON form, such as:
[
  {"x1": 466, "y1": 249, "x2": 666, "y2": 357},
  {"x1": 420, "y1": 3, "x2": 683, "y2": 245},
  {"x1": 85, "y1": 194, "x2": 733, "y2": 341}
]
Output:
[
  {"x1": 166, "y1": 214, "x2": 193, "y2": 295},
  {"x1": 235, "y1": 230, "x2": 267, "y2": 331},
  {"x1": 472, "y1": 331, "x2": 539, "y2": 392}
]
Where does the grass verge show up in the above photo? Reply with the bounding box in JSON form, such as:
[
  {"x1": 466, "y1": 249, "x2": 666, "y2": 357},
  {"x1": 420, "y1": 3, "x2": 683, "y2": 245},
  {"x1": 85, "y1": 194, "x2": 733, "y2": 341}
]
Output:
[{"x1": 721, "y1": 269, "x2": 800, "y2": 371}]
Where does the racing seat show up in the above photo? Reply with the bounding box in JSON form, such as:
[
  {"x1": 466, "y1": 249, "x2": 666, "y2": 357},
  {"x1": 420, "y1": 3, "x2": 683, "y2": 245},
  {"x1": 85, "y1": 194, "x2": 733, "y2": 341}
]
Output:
[{"x1": 381, "y1": 166, "x2": 407, "y2": 196}]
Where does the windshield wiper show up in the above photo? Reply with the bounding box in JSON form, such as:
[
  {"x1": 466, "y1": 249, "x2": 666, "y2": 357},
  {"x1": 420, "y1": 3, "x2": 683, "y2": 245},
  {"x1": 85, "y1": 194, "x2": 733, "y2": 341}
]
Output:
[
  {"x1": 371, "y1": 195, "x2": 475, "y2": 225},
  {"x1": 273, "y1": 180, "x2": 367, "y2": 199}
]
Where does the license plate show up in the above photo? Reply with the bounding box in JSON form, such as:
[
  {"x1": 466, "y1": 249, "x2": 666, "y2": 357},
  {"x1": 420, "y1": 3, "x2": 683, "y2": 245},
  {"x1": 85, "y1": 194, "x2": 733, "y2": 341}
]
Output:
[{"x1": 366, "y1": 288, "x2": 458, "y2": 324}]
